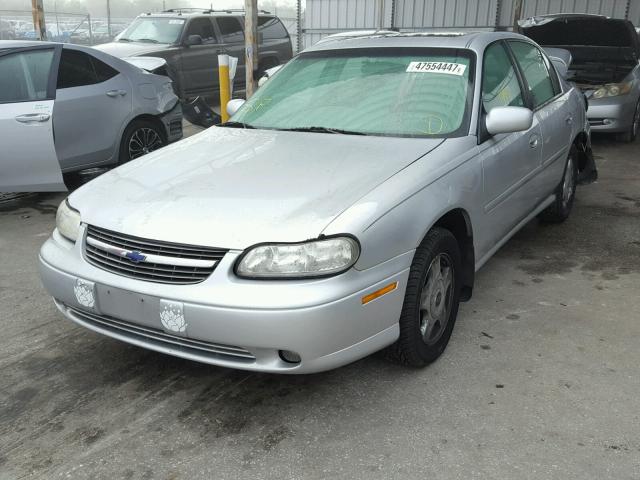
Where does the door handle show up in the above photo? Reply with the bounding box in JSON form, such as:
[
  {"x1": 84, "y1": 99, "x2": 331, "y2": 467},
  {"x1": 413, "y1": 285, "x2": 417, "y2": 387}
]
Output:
[
  {"x1": 15, "y1": 113, "x2": 50, "y2": 123},
  {"x1": 106, "y1": 89, "x2": 127, "y2": 97},
  {"x1": 529, "y1": 135, "x2": 540, "y2": 149}
]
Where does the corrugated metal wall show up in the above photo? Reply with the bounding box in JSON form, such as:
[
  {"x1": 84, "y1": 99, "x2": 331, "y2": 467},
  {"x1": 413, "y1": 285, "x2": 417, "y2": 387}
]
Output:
[
  {"x1": 305, "y1": 0, "x2": 393, "y2": 47},
  {"x1": 303, "y1": 0, "x2": 638, "y2": 48}
]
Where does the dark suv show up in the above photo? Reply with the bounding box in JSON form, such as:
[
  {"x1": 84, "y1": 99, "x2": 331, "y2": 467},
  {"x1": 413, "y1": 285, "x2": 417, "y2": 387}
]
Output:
[{"x1": 95, "y1": 9, "x2": 293, "y2": 99}]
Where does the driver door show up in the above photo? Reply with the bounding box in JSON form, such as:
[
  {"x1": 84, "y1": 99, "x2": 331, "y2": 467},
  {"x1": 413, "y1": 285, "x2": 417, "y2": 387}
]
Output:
[
  {"x1": 0, "y1": 46, "x2": 66, "y2": 192},
  {"x1": 476, "y1": 41, "x2": 542, "y2": 255}
]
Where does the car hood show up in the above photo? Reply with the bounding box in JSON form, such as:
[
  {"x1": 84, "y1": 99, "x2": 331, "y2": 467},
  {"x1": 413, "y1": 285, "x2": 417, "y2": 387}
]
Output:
[
  {"x1": 70, "y1": 128, "x2": 444, "y2": 250},
  {"x1": 519, "y1": 15, "x2": 640, "y2": 54},
  {"x1": 93, "y1": 41, "x2": 167, "y2": 58}
]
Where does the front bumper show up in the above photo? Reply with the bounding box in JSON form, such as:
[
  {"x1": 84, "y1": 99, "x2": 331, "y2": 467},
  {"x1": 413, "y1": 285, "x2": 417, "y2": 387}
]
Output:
[
  {"x1": 39, "y1": 227, "x2": 411, "y2": 373},
  {"x1": 160, "y1": 101, "x2": 183, "y2": 143},
  {"x1": 587, "y1": 95, "x2": 637, "y2": 133}
]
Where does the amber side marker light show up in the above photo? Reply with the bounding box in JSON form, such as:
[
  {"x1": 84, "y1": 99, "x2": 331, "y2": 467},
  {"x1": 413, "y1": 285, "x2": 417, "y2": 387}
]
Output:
[{"x1": 362, "y1": 282, "x2": 398, "y2": 305}]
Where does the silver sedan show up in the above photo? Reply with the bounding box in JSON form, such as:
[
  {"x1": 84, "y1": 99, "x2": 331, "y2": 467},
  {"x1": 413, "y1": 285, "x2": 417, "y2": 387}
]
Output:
[
  {"x1": 40, "y1": 31, "x2": 595, "y2": 373},
  {"x1": 0, "y1": 41, "x2": 183, "y2": 192}
]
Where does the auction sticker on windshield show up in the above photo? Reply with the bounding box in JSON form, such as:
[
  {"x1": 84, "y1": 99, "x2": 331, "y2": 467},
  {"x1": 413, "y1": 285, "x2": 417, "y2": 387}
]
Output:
[{"x1": 406, "y1": 62, "x2": 467, "y2": 75}]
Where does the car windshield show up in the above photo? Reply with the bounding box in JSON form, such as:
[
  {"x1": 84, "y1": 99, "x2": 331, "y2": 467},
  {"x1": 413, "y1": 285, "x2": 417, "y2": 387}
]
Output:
[
  {"x1": 231, "y1": 47, "x2": 474, "y2": 137},
  {"x1": 116, "y1": 17, "x2": 185, "y2": 44}
]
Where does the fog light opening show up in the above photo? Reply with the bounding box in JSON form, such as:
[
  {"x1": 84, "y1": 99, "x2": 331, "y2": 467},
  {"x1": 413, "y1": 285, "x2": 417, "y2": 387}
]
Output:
[
  {"x1": 603, "y1": 118, "x2": 613, "y2": 125},
  {"x1": 279, "y1": 350, "x2": 301, "y2": 364}
]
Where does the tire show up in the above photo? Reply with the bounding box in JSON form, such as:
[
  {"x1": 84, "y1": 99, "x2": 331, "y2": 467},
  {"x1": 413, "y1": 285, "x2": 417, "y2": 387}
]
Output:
[
  {"x1": 118, "y1": 119, "x2": 167, "y2": 165},
  {"x1": 387, "y1": 227, "x2": 462, "y2": 367},
  {"x1": 616, "y1": 100, "x2": 640, "y2": 143},
  {"x1": 538, "y1": 146, "x2": 578, "y2": 223}
]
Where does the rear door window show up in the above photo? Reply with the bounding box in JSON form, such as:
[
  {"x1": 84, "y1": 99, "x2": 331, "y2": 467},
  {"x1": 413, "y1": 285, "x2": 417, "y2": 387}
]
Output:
[
  {"x1": 57, "y1": 49, "x2": 118, "y2": 89},
  {"x1": 216, "y1": 17, "x2": 244, "y2": 43},
  {"x1": 184, "y1": 17, "x2": 217, "y2": 44},
  {"x1": 508, "y1": 41, "x2": 556, "y2": 108},
  {"x1": 258, "y1": 16, "x2": 288, "y2": 40},
  {"x1": 0, "y1": 48, "x2": 54, "y2": 103}
]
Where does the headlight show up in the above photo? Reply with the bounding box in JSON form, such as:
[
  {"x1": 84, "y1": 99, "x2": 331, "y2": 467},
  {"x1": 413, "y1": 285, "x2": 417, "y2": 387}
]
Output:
[
  {"x1": 56, "y1": 199, "x2": 81, "y2": 242},
  {"x1": 236, "y1": 236, "x2": 360, "y2": 278},
  {"x1": 592, "y1": 82, "x2": 633, "y2": 99}
]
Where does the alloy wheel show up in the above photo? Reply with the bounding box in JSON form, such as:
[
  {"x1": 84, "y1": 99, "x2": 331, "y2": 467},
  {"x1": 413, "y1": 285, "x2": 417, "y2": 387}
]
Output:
[
  {"x1": 128, "y1": 127, "x2": 163, "y2": 160},
  {"x1": 562, "y1": 156, "x2": 575, "y2": 208},
  {"x1": 419, "y1": 253, "x2": 454, "y2": 345}
]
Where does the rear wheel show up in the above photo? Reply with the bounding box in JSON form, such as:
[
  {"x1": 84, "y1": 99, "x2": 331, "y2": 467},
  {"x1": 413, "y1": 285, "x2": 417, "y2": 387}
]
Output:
[
  {"x1": 539, "y1": 147, "x2": 578, "y2": 223},
  {"x1": 119, "y1": 119, "x2": 166, "y2": 165},
  {"x1": 617, "y1": 99, "x2": 640, "y2": 143},
  {"x1": 387, "y1": 227, "x2": 462, "y2": 367}
]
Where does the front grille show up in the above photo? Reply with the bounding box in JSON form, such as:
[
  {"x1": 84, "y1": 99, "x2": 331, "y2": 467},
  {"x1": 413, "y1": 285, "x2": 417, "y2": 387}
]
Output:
[
  {"x1": 64, "y1": 304, "x2": 256, "y2": 362},
  {"x1": 84, "y1": 225, "x2": 227, "y2": 285}
]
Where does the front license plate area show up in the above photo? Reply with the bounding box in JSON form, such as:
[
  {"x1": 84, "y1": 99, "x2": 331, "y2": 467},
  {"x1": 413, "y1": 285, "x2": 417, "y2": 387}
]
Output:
[{"x1": 95, "y1": 285, "x2": 160, "y2": 329}]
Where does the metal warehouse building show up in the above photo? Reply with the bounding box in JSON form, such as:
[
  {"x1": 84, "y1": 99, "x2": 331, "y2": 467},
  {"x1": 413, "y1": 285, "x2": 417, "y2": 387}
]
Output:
[{"x1": 303, "y1": 0, "x2": 640, "y2": 47}]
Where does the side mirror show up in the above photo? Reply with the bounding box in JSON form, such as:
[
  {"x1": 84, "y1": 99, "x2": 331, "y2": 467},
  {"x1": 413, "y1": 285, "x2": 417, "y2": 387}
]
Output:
[
  {"x1": 185, "y1": 34, "x2": 202, "y2": 46},
  {"x1": 226, "y1": 98, "x2": 245, "y2": 117},
  {"x1": 485, "y1": 106, "x2": 533, "y2": 135},
  {"x1": 258, "y1": 64, "x2": 283, "y2": 87}
]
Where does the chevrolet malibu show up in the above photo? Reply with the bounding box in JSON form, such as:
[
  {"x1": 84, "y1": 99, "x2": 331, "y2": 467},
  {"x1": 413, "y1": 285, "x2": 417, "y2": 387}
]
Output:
[{"x1": 40, "y1": 32, "x2": 596, "y2": 373}]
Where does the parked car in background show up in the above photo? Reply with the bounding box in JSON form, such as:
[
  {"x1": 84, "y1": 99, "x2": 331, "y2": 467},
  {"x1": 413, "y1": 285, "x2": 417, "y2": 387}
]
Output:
[
  {"x1": 520, "y1": 14, "x2": 640, "y2": 142},
  {"x1": 0, "y1": 19, "x2": 16, "y2": 39},
  {"x1": 94, "y1": 9, "x2": 293, "y2": 99},
  {"x1": 0, "y1": 41, "x2": 182, "y2": 192},
  {"x1": 40, "y1": 32, "x2": 595, "y2": 373}
]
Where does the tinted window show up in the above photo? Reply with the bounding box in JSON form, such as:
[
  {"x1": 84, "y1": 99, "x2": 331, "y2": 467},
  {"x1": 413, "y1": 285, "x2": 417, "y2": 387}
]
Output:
[
  {"x1": 57, "y1": 49, "x2": 118, "y2": 89},
  {"x1": 509, "y1": 41, "x2": 555, "y2": 108},
  {"x1": 233, "y1": 48, "x2": 474, "y2": 138},
  {"x1": 482, "y1": 42, "x2": 524, "y2": 112},
  {"x1": 216, "y1": 17, "x2": 244, "y2": 43},
  {"x1": 185, "y1": 18, "x2": 217, "y2": 44},
  {"x1": 258, "y1": 16, "x2": 288, "y2": 40},
  {"x1": 0, "y1": 49, "x2": 54, "y2": 103}
]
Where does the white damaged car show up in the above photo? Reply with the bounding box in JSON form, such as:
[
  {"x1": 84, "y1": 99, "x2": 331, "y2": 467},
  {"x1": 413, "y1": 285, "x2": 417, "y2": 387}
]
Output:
[{"x1": 0, "y1": 41, "x2": 183, "y2": 192}]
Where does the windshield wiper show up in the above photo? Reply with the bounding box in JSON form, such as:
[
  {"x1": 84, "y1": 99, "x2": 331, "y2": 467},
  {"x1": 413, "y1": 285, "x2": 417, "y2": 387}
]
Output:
[
  {"x1": 118, "y1": 38, "x2": 132, "y2": 42},
  {"x1": 135, "y1": 38, "x2": 160, "y2": 43},
  {"x1": 279, "y1": 126, "x2": 367, "y2": 136},
  {"x1": 219, "y1": 121, "x2": 256, "y2": 129}
]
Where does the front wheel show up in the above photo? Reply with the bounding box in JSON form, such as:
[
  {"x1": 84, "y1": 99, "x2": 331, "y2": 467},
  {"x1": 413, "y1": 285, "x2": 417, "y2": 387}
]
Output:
[
  {"x1": 119, "y1": 119, "x2": 167, "y2": 165},
  {"x1": 387, "y1": 227, "x2": 462, "y2": 367},
  {"x1": 617, "y1": 99, "x2": 640, "y2": 143},
  {"x1": 538, "y1": 147, "x2": 578, "y2": 223}
]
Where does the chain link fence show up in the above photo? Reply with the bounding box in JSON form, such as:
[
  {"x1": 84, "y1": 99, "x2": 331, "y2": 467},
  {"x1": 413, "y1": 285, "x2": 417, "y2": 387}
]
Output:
[{"x1": 1, "y1": 7, "x2": 301, "y2": 50}]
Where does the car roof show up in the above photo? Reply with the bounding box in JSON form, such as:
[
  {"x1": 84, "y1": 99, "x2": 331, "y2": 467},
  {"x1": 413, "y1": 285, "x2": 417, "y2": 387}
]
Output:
[
  {"x1": 0, "y1": 40, "x2": 45, "y2": 48},
  {"x1": 137, "y1": 9, "x2": 276, "y2": 18},
  {"x1": 0, "y1": 40, "x2": 113, "y2": 55},
  {"x1": 304, "y1": 31, "x2": 530, "y2": 54}
]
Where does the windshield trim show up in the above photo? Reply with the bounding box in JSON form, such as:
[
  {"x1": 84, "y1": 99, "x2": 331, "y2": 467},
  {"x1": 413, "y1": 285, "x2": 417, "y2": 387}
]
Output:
[{"x1": 234, "y1": 46, "x2": 477, "y2": 139}]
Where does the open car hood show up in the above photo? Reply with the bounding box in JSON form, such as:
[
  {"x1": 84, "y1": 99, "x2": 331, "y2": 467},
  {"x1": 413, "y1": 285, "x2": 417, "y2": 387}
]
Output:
[{"x1": 519, "y1": 14, "x2": 640, "y2": 57}]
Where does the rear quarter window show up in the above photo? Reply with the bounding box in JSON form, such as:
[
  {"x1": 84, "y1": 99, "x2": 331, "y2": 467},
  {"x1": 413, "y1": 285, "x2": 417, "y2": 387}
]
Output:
[{"x1": 57, "y1": 49, "x2": 118, "y2": 89}]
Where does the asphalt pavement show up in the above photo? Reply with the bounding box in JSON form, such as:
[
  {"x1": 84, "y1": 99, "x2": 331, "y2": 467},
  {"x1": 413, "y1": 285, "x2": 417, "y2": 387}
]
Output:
[{"x1": 0, "y1": 133, "x2": 638, "y2": 479}]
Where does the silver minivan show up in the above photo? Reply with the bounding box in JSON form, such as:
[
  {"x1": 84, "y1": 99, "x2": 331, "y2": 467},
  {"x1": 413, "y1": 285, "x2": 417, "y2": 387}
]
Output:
[{"x1": 40, "y1": 32, "x2": 595, "y2": 373}]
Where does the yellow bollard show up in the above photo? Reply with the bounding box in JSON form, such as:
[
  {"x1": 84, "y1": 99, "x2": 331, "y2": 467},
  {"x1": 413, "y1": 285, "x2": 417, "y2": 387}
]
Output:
[{"x1": 218, "y1": 54, "x2": 231, "y2": 123}]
